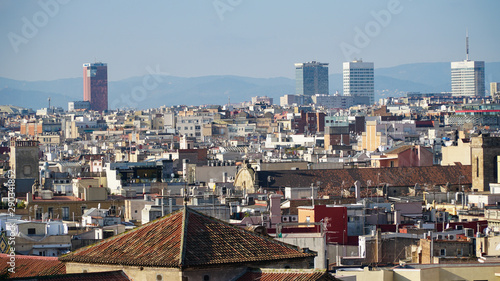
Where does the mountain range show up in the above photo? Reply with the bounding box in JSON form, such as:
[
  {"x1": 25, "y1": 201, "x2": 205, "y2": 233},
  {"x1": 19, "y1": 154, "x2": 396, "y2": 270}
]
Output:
[{"x1": 1, "y1": 62, "x2": 500, "y2": 110}]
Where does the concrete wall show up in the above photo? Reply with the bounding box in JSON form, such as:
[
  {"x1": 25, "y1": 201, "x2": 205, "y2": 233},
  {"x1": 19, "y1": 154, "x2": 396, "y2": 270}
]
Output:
[
  {"x1": 477, "y1": 235, "x2": 500, "y2": 256},
  {"x1": 16, "y1": 234, "x2": 71, "y2": 256},
  {"x1": 336, "y1": 267, "x2": 393, "y2": 281},
  {"x1": 441, "y1": 139, "x2": 471, "y2": 166},
  {"x1": 18, "y1": 222, "x2": 45, "y2": 236},
  {"x1": 124, "y1": 199, "x2": 150, "y2": 222},
  {"x1": 336, "y1": 264, "x2": 500, "y2": 281},
  {"x1": 66, "y1": 258, "x2": 313, "y2": 281},
  {"x1": 65, "y1": 263, "x2": 182, "y2": 281},
  {"x1": 276, "y1": 234, "x2": 327, "y2": 269}
]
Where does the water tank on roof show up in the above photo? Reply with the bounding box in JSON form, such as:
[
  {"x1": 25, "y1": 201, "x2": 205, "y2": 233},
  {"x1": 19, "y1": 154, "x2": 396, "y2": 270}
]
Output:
[{"x1": 41, "y1": 190, "x2": 53, "y2": 200}]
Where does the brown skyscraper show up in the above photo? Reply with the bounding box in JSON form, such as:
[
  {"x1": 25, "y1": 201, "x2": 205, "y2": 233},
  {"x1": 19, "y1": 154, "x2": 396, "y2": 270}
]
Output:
[{"x1": 83, "y1": 62, "x2": 108, "y2": 111}]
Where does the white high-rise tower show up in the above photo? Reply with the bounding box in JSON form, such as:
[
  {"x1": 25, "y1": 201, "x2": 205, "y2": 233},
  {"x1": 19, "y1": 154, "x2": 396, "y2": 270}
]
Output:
[
  {"x1": 451, "y1": 31, "x2": 485, "y2": 97},
  {"x1": 343, "y1": 60, "x2": 374, "y2": 105}
]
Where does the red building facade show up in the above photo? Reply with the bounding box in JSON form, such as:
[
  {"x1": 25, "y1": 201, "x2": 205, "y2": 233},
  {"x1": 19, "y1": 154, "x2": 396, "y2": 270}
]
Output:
[{"x1": 83, "y1": 62, "x2": 108, "y2": 112}]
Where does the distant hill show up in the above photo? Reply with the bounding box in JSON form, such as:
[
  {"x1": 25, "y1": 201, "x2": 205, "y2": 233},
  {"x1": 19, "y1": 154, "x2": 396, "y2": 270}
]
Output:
[{"x1": 1, "y1": 62, "x2": 499, "y2": 110}]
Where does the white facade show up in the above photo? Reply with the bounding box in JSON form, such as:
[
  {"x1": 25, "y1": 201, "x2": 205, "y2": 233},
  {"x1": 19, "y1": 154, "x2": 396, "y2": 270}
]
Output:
[
  {"x1": 343, "y1": 60, "x2": 374, "y2": 105},
  {"x1": 451, "y1": 60, "x2": 485, "y2": 97},
  {"x1": 176, "y1": 115, "x2": 213, "y2": 140}
]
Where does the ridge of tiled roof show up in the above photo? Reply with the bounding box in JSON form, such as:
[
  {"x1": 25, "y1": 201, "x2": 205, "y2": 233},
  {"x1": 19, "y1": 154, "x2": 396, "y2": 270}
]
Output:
[
  {"x1": 179, "y1": 206, "x2": 188, "y2": 268},
  {"x1": 181, "y1": 207, "x2": 316, "y2": 268},
  {"x1": 59, "y1": 207, "x2": 315, "y2": 269}
]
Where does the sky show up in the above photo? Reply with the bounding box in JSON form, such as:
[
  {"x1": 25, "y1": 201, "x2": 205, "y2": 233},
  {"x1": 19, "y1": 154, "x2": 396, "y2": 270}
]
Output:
[{"x1": 0, "y1": 0, "x2": 499, "y2": 82}]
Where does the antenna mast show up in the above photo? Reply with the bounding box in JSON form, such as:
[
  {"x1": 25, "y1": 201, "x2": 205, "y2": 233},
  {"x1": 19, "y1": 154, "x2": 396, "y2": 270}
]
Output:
[{"x1": 466, "y1": 29, "x2": 469, "y2": 61}]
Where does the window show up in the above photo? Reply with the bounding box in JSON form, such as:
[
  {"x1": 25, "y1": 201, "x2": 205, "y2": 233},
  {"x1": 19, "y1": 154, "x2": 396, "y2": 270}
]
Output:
[
  {"x1": 457, "y1": 248, "x2": 463, "y2": 256},
  {"x1": 36, "y1": 207, "x2": 43, "y2": 220},
  {"x1": 203, "y1": 275, "x2": 210, "y2": 281},
  {"x1": 48, "y1": 207, "x2": 53, "y2": 219},
  {"x1": 440, "y1": 249, "x2": 446, "y2": 256},
  {"x1": 27, "y1": 228, "x2": 36, "y2": 235},
  {"x1": 306, "y1": 216, "x2": 310, "y2": 223},
  {"x1": 62, "y1": 207, "x2": 70, "y2": 220},
  {"x1": 476, "y1": 157, "x2": 479, "y2": 177}
]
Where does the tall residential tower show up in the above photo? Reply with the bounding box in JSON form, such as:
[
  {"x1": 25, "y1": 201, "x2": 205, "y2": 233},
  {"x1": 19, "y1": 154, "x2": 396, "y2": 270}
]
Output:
[
  {"x1": 343, "y1": 60, "x2": 374, "y2": 105},
  {"x1": 83, "y1": 62, "x2": 108, "y2": 111},
  {"x1": 295, "y1": 61, "x2": 329, "y2": 96}
]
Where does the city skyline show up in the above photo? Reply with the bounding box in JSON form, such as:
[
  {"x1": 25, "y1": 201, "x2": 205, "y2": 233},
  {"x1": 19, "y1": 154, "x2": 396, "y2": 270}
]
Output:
[{"x1": 1, "y1": 0, "x2": 500, "y2": 82}]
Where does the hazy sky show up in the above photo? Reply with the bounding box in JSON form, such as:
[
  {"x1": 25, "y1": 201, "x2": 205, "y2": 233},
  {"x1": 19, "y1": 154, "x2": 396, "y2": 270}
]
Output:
[{"x1": 1, "y1": 0, "x2": 499, "y2": 81}]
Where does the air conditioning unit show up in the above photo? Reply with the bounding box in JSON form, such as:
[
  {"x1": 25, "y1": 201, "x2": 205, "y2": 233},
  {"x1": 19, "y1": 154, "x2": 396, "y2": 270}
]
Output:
[
  {"x1": 282, "y1": 217, "x2": 288, "y2": 222},
  {"x1": 262, "y1": 215, "x2": 268, "y2": 221},
  {"x1": 448, "y1": 235, "x2": 454, "y2": 240}
]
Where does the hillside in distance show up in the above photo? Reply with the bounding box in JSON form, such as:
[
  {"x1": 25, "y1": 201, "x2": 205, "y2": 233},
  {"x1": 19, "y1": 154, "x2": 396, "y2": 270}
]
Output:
[{"x1": 1, "y1": 62, "x2": 499, "y2": 110}]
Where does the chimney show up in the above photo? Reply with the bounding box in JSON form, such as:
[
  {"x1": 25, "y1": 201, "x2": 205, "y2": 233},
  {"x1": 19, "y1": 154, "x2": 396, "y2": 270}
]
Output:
[
  {"x1": 354, "y1": 180, "x2": 361, "y2": 201},
  {"x1": 269, "y1": 194, "x2": 281, "y2": 219}
]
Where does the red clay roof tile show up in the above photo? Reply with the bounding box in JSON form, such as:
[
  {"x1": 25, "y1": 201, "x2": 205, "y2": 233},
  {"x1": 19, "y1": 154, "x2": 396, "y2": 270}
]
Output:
[
  {"x1": 258, "y1": 165, "x2": 472, "y2": 189},
  {"x1": 5, "y1": 270, "x2": 130, "y2": 280},
  {"x1": 59, "y1": 207, "x2": 315, "y2": 268},
  {"x1": 0, "y1": 253, "x2": 65, "y2": 278}
]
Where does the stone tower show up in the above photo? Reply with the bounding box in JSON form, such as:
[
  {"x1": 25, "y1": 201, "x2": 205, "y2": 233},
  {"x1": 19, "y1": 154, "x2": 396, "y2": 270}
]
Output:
[{"x1": 471, "y1": 135, "x2": 500, "y2": 192}]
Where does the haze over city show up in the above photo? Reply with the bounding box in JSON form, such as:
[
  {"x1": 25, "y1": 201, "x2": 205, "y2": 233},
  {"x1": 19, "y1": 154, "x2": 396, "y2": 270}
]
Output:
[
  {"x1": 1, "y1": 0, "x2": 500, "y2": 82},
  {"x1": 4, "y1": 1, "x2": 500, "y2": 280}
]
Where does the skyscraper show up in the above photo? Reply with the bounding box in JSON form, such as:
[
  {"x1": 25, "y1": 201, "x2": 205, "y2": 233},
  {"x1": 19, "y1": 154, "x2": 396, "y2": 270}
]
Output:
[
  {"x1": 343, "y1": 60, "x2": 374, "y2": 105},
  {"x1": 451, "y1": 32, "x2": 485, "y2": 97},
  {"x1": 83, "y1": 62, "x2": 108, "y2": 111},
  {"x1": 491, "y1": 82, "x2": 500, "y2": 102},
  {"x1": 295, "y1": 61, "x2": 329, "y2": 96}
]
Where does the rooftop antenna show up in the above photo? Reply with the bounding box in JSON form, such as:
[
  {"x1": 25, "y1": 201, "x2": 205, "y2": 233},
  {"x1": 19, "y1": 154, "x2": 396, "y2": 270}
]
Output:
[{"x1": 466, "y1": 29, "x2": 469, "y2": 61}]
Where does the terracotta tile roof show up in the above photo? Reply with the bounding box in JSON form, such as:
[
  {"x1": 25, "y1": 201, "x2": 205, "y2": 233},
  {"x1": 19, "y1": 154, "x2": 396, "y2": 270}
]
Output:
[
  {"x1": 258, "y1": 165, "x2": 472, "y2": 189},
  {"x1": 236, "y1": 269, "x2": 338, "y2": 281},
  {"x1": 60, "y1": 207, "x2": 315, "y2": 268},
  {"x1": 0, "y1": 254, "x2": 65, "y2": 278},
  {"x1": 5, "y1": 270, "x2": 130, "y2": 280},
  {"x1": 384, "y1": 145, "x2": 414, "y2": 155}
]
